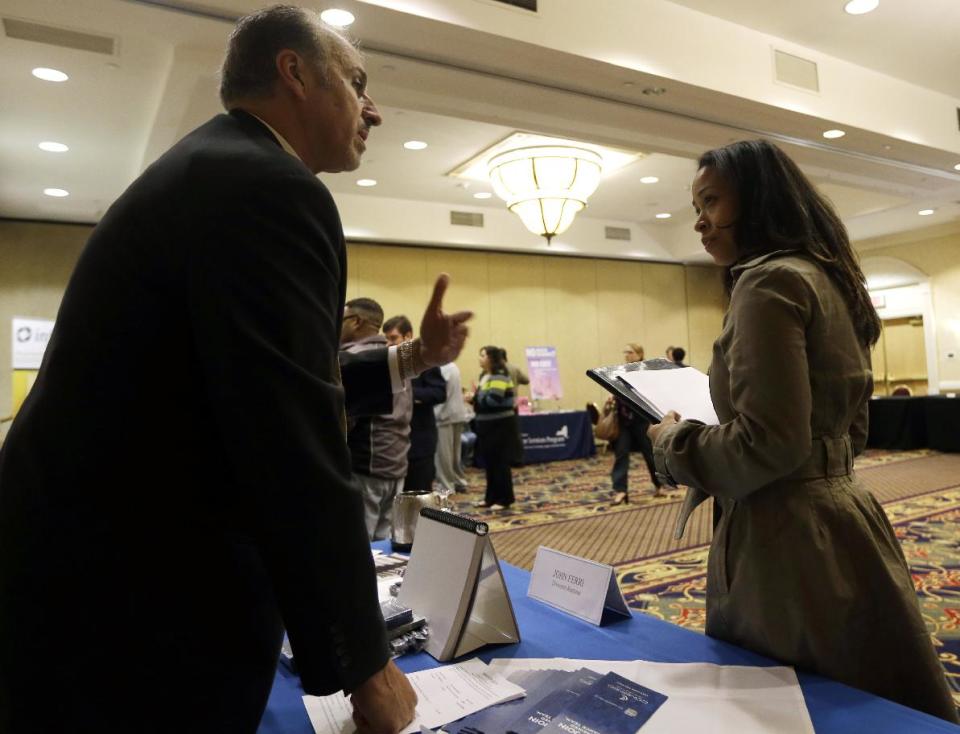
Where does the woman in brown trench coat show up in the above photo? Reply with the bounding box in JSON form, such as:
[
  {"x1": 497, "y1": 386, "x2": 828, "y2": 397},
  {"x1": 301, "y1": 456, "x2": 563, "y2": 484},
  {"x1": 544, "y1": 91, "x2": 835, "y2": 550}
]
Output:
[{"x1": 649, "y1": 140, "x2": 957, "y2": 723}]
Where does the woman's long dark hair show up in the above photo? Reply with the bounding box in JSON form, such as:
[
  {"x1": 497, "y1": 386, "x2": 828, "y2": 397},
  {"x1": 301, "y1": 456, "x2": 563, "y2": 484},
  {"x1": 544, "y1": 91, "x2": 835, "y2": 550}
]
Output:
[
  {"x1": 481, "y1": 345, "x2": 508, "y2": 375},
  {"x1": 698, "y1": 140, "x2": 881, "y2": 347}
]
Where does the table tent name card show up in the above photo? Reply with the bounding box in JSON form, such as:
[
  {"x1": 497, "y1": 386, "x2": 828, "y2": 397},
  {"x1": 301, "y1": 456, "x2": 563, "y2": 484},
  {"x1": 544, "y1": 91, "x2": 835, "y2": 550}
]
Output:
[{"x1": 527, "y1": 546, "x2": 631, "y2": 626}]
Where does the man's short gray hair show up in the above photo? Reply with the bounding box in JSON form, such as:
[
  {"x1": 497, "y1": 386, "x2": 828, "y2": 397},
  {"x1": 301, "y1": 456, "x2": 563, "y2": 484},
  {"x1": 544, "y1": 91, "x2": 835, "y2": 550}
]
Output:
[{"x1": 219, "y1": 4, "x2": 351, "y2": 108}]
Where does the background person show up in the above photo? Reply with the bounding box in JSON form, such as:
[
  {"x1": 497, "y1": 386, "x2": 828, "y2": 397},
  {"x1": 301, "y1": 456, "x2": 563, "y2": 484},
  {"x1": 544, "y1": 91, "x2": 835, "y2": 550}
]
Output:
[
  {"x1": 649, "y1": 139, "x2": 957, "y2": 723},
  {"x1": 341, "y1": 300, "x2": 412, "y2": 540},
  {"x1": 384, "y1": 315, "x2": 446, "y2": 493},
  {"x1": 472, "y1": 346, "x2": 522, "y2": 510},
  {"x1": 608, "y1": 343, "x2": 662, "y2": 506},
  {"x1": 503, "y1": 348, "x2": 530, "y2": 392},
  {"x1": 434, "y1": 361, "x2": 470, "y2": 495}
]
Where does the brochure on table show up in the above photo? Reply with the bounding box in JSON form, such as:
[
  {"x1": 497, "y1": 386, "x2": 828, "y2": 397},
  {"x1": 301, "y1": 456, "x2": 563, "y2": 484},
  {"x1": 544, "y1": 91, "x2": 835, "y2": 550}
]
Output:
[{"x1": 488, "y1": 658, "x2": 815, "y2": 734}]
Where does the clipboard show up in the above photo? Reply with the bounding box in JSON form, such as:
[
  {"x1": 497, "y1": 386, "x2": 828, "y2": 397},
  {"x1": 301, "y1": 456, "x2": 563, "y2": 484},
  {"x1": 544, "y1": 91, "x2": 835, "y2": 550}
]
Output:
[
  {"x1": 586, "y1": 357, "x2": 680, "y2": 423},
  {"x1": 397, "y1": 508, "x2": 520, "y2": 662}
]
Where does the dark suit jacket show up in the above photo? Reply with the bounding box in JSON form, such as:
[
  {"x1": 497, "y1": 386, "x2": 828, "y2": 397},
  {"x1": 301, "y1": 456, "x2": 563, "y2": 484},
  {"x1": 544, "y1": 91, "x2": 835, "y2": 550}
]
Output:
[
  {"x1": 409, "y1": 366, "x2": 446, "y2": 460},
  {"x1": 0, "y1": 110, "x2": 390, "y2": 733}
]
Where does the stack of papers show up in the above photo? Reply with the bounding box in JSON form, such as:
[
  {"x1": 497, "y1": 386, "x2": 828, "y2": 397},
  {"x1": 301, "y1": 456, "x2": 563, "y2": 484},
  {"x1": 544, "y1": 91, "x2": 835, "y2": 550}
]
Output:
[
  {"x1": 616, "y1": 367, "x2": 719, "y2": 425},
  {"x1": 302, "y1": 659, "x2": 524, "y2": 734},
  {"x1": 587, "y1": 359, "x2": 719, "y2": 425}
]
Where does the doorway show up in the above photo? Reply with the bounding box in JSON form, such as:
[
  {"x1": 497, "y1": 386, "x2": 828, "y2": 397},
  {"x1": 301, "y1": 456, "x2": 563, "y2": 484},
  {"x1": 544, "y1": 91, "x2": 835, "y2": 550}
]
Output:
[{"x1": 870, "y1": 316, "x2": 928, "y2": 396}]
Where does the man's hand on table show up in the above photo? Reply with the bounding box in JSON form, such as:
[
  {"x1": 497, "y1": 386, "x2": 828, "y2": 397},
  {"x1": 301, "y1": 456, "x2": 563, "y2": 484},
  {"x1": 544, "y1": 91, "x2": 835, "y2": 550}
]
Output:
[{"x1": 350, "y1": 660, "x2": 417, "y2": 734}]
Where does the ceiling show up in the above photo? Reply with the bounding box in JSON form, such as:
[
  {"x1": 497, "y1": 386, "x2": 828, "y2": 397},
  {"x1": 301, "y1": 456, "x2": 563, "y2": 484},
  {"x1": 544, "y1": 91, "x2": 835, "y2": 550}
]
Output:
[
  {"x1": 0, "y1": 0, "x2": 958, "y2": 264},
  {"x1": 667, "y1": 0, "x2": 960, "y2": 98}
]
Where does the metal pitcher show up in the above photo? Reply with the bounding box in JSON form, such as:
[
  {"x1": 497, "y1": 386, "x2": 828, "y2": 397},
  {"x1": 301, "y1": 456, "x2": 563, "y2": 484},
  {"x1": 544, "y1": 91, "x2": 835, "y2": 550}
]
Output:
[{"x1": 391, "y1": 490, "x2": 441, "y2": 552}]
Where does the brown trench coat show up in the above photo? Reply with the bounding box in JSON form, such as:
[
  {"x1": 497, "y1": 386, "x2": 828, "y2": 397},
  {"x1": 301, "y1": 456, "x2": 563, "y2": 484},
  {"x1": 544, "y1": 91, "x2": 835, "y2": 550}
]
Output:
[{"x1": 653, "y1": 251, "x2": 957, "y2": 722}]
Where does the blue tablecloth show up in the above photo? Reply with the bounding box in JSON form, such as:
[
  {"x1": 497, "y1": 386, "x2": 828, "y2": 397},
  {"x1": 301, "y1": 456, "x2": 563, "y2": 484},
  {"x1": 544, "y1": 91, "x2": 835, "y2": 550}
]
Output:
[
  {"x1": 258, "y1": 545, "x2": 957, "y2": 733},
  {"x1": 472, "y1": 411, "x2": 596, "y2": 468},
  {"x1": 517, "y1": 410, "x2": 595, "y2": 464}
]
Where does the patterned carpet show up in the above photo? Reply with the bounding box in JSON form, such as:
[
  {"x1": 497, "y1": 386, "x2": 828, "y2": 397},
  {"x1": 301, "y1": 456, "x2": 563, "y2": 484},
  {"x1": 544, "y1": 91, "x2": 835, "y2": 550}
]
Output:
[{"x1": 447, "y1": 448, "x2": 960, "y2": 704}]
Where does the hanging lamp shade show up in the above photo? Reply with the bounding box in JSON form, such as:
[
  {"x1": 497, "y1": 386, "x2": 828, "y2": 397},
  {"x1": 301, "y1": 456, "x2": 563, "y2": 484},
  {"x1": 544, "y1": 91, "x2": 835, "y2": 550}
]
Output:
[{"x1": 487, "y1": 145, "x2": 602, "y2": 244}]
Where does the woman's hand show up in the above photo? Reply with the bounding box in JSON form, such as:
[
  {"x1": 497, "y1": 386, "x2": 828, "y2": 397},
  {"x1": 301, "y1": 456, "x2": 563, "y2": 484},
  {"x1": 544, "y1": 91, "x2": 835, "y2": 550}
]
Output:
[{"x1": 647, "y1": 410, "x2": 681, "y2": 444}]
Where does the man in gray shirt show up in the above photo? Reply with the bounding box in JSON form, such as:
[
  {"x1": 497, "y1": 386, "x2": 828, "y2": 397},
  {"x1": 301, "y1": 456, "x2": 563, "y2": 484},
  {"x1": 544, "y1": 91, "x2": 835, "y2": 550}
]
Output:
[{"x1": 340, "y1": 297, "x2": 412, "y2": 539}]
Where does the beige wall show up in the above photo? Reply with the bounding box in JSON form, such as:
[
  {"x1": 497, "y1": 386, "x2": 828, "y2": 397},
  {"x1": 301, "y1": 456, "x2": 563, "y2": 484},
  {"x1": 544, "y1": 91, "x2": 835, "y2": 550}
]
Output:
[
  {"x1": 0, "y1": 220, "x2": 91, "y2": 436},
  {"x1": 347, "y1": 242, "x2": 726, "y2": 411},
  {"x1": 857, "y1": 223, "x2": 960, "y2": 390},
  {"x1": 0, "y1": 220, "x2": 726, "y2": 441}
]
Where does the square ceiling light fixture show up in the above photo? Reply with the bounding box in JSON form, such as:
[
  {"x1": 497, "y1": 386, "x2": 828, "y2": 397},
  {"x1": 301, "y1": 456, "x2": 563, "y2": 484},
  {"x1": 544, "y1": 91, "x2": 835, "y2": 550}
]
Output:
[{"x1": 449, "y1": 132, "x2": 643, "y2": 244}]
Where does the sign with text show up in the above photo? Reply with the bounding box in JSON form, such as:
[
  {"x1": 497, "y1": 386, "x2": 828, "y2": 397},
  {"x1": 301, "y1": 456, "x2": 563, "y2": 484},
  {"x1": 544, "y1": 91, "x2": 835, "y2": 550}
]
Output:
[
  {"x1": 12, "y1": 317, "x2": 54, "y2": 369},
  {"x1": 527, "y1": 546, "x2": 630, "y2": 626},
  {"x1": 525, "y1": 346, "x2": 562, "y2": 400}
]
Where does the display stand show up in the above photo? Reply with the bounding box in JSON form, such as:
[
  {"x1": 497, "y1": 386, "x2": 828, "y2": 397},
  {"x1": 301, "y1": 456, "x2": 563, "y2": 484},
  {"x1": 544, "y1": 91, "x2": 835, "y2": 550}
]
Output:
[{"x1": 397, "y1": 508, "x2": 520, "y2": 661}]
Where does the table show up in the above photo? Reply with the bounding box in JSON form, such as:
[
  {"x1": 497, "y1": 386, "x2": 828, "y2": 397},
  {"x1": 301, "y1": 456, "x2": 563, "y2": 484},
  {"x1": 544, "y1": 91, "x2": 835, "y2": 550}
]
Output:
[
  {"x1": 258, "y1": 546, "x2": 957, "y2": 734},
  {"x1": 473, "y1": 410, "x2": 595, "y2": 467},
  {"x1": 867, "y1": 396, "x2": 960, "y2": 452},
  {"x1": 518, "y1": 410, "x2": 595, "y2": 463}
]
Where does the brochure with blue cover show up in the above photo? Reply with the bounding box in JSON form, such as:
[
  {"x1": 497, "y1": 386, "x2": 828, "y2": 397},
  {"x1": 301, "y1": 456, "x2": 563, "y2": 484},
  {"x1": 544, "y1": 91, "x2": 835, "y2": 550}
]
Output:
[
  {"x1": 536, "y1": 671, "x2": 668, "y2": 734},
  {"x1": 504, "y1": 668, "x2": 603, "y2": 734}
]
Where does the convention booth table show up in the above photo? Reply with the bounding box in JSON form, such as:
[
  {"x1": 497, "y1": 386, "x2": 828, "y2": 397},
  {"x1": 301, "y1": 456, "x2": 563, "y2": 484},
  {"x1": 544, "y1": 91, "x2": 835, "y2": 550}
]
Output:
[
  {"x1": 474, "y1": 410, "x2": 595, "y2": 467},
  {"x1": 518, "y1": 410, "x2": 595, "y2": 463},
  {"x1": 867, "y1": 396, "x2": 960, "y2": 452},
  {"x1": 258, "y1": 545, "x2": 956, "y2": 734}
]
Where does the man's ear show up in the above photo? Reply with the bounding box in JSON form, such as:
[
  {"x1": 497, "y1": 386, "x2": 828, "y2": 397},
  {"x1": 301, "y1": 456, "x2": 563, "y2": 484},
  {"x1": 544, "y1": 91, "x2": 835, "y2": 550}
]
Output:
[{"x1": 275, "y1": 49, "x2": 308, "y2": 100}]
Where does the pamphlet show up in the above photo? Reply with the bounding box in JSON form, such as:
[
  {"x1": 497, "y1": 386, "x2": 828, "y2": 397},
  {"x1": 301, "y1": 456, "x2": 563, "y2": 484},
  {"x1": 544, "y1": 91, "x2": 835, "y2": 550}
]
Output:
[
  {"x1": 503, "y1": 668, "x2": 603, "y2": 734},
  {"x1": 537, "y1": 671, "x2": 668, "y2": 734}
]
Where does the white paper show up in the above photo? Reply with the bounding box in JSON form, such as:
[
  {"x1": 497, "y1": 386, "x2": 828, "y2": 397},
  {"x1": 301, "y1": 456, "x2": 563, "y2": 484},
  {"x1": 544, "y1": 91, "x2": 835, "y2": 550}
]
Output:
[
  {"x1": 303, "y1": 658, "x2": 525, "y2": 734},
  {"x1": 619, "y1": 366, "x2": 719, "y2": 425},
  {"x1": 487, "y1": 658, "x2": 813, "y2": 734}
]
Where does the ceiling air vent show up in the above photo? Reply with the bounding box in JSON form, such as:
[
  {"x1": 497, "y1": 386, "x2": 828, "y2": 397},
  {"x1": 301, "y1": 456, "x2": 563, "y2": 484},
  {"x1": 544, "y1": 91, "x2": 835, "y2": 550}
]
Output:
[
  {"x1": 604, "y1": 226, "x2": 632, "y2": 241},
  {"x1": 2, "y1": 17, "x2": 117, "y2": 55},
  {"x1": 486, "y1": 0, "x2": 537, "y2": 11},
  {"x1": 773, "y1": 49, "x2": 819, "y2": 93},
  {"x1": 450, "y1": 211, "x2": 484, "y2": 227}
]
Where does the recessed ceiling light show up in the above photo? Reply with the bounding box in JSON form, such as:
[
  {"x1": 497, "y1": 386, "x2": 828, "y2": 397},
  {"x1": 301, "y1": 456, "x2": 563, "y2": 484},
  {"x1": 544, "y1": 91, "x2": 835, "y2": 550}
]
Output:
[
  {"x1": 43, "y1": 188, "x2": 69, "y2": 197},
  {"x1": 38, "y1": 141, "x2": 69, "y2": 153},
  {"x1": 954, "y1": 163, "x2": 960, "y2": 171},
  {"x1": 844, "y1": 0, "x2": 879, "y2": 15},
  {"x1": 320, "y1": 8, "x2": 355, "y2": 27},
  {"x1": 473, "y1": 192, "x2": 492, "y2": 199},
  {"x1": 655, "y1": 212, "x2": 672, "y2": 219},
  {"x1": 32, "y1": 67, "x2": 68, "y2": 82},
  {"x1": 918, "y1": 209, "x2": 935, "y2": 216},
  {"x1": 822, "y1": 129, "x2": 846, "y2": 139},
  {"x1": 356, "y1": 179, "x2": 377, "y2": 187},
  {"x1": 403, "y1": 140, "x2": 428, "y2": 150},
  {"x1": 640, "y1": 176, "x2": 659, "y2": 184}
]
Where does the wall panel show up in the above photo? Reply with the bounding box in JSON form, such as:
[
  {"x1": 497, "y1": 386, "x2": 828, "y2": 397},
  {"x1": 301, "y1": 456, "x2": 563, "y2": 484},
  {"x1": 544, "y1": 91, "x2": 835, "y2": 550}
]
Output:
[
  {"x1": 641, "y1": 262, "x2": 689, "y2": 362},
  {"x1": 544, "y1": 257, "x2": 600, "y2": 411},
  {"x1": 684, "y1": 265, "x2": 726, "y2": 372},
  {"x1": 487, "y1": 253, "x2": 547, "y2": 396}
]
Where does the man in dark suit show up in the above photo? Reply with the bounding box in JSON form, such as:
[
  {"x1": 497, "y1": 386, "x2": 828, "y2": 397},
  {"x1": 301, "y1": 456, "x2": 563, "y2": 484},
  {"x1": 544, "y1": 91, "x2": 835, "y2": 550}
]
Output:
[{"x1": 0, "y1": 6, "x2": 470, "y2": 734}]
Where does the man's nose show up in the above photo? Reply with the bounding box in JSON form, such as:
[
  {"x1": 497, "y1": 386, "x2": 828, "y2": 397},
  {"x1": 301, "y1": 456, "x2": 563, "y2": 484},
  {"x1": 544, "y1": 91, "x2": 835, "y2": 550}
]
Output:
[{"x1": 363, "y1": 94, "x2": 382, "y2": 127}]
